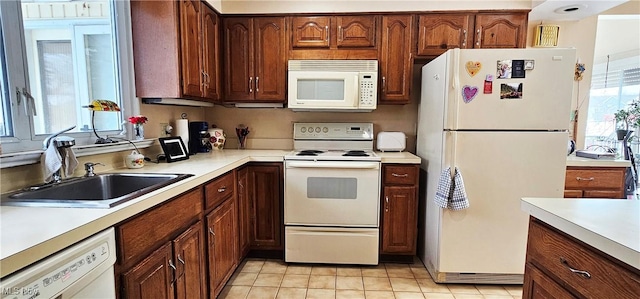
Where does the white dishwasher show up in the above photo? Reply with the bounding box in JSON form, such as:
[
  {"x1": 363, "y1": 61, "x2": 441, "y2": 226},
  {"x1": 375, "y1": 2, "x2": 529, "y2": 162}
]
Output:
[{"x1": 1, "y1": 228, "x2": 117, "y2": 299}]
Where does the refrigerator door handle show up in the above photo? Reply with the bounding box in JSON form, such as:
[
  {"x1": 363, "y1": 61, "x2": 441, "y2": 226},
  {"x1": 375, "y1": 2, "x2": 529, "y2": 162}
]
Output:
[{"x1": 449, "y1": 48, "x2": 461, "y2": 130}]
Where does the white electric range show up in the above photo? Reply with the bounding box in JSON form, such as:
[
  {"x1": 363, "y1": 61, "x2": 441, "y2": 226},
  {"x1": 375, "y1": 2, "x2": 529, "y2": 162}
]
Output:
[{"x1": 284, "y1": 123, "x2": 381, "y2": 265}]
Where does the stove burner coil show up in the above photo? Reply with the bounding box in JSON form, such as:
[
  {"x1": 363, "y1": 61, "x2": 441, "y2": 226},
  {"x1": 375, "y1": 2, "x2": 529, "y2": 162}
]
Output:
[
  {"x1": 297, "y1": 150, "x2": 325, "y2": 156},
  {"x1": 343, "y1": 150, "x2": 370, "y2": 157}
]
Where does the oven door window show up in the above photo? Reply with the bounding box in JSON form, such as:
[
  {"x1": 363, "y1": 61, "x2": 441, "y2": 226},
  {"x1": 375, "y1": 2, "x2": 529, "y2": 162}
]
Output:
[{"x1": 307, "y1": 177, "x2": 357, "y2": 199}]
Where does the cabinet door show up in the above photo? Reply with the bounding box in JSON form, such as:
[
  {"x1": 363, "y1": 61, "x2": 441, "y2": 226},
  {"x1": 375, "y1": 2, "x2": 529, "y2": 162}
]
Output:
[
  {"x1": 122, "y1": 243, "x2": 174, "y2": 299},
  {"x1": 291, "y1": 16, "x2": 331, "y2": 48},
  {"x1": 523, "y1": 264, "x2": 577, "y2": 299},
  {"x1": 249, "y1": 164, "x2": 283, "y2": 249},
  {"x1": 174, "y1": 223, "x2": 206, "y2": 299},
  {"x1": 202, "y1": 5, "x2": 221, "y2": 101},
  {"x1": 224, "y1": 17, "x2": 254, "y2": 101},
  {"x1": 254, "y1": 17, "x2": 286, "y2": 102},
  {"x1": 417, "y1": 14, "x2": 472, "y2": 56},
  {"x1": 237, "y1": 166, "x2": 251, "y2": 260},
  {"x1": 381, "y1": 186, "x2": 417, "y2": 254},
  {"x1": 474, "y1": 13, "x2": 527, "y2": 48},
  {"x1": 336, "y1": 16, "x2": 377, "y2": 48},
  {"x1": 206, "y1": 198, "x2": 237, "y2": 297},
  {"x1": 179, "y1": 0, "x2": 203, "y2": 97},
  {"x1": 380, "y1": 15, "x2": 413, "y2": 104}
]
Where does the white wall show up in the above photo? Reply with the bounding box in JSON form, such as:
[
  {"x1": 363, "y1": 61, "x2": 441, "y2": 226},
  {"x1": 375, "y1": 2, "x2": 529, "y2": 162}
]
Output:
[{"x1": 206, "y1": 0, "x2": 531, "y2": 14}]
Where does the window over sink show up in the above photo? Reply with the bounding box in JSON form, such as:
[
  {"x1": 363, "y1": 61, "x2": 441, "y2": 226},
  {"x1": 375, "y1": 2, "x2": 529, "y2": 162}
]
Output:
[{"x1": 0, "y1": 0, "x2": 137, "y2": 154}]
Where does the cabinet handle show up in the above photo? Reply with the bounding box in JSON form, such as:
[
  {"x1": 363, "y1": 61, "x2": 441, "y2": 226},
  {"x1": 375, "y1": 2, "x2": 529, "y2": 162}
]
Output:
[
  {"x1": 338, "y1": 25, "x2": 343, "y2": 41},
  {"x1": 385, "y1": 196, "x2": 389, "y2": 212},
  {"x1": 325, "y1": 26, "x2": 329, "y2": 42},
  {"x1": 201, "y1": 71, "x2": 207, "y2": 86},
  {"x1": 462, "y1": 29, "x2": 467, "y2": 47},
  {"x1": 560, "y1": 257, "x2": 592, "y2": 279},
  {"x1": 576, "y1": 177, "x2": 595, "y2": 181},
  {"x1": 476, "y1": 28, "x2": 481, "y2": 46},
  {"x1": 209, "y1": 227, "x2": 215, "y2": 236},
  {"x1": 382, "y1": 77, "x2": 386, "y2": 92},
  {"x1": 249, "y1": 77, "x2": 253, "y2": 93},
  {"x1": 204, "y1": 72, "x2": 210, "y2": 85},
  {"x1": 256, "y1": 77, "x2": 259, "y2": 92},
  {"x1": 177, "y1": 255, "x2": 185, "y2": 265},
  {"x1": 168, "y1": 259, "x2": 177, "y2": 271},
  {"x1": 391, "y1": 173, "x2": 408, "y2": 178},
  {"x1": 218, "y1": 186, "x2": 226, "y2": 193}
]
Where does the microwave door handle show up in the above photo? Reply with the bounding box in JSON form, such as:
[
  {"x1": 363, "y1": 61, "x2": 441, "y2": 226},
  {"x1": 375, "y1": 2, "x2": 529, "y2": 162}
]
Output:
[{"x1": 354, "y1": 75, "x2": 359, "y2": 107}]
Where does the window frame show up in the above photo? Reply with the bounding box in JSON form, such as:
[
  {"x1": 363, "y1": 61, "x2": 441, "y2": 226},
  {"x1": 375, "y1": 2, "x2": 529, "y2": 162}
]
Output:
[{"x1": 0, "y1": 0, "x2": 139, "y2": 155}]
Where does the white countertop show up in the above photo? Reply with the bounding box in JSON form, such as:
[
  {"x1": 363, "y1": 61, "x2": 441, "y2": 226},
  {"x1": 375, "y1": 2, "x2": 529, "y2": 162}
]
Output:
[
  {"x1": 566, "y1": 155, "x2": 631, "y2": 167},
  {"x1": 521, "y1": 197, "x2": 640, "y2": 270},
  {"x1": 0, "y1": 149, "x2": 419, "y2": 278}
]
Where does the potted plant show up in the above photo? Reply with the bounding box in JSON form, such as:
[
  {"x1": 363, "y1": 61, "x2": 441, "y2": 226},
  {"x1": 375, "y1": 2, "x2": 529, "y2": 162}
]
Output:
[{"x1": 614, "y1": 99, "x2": 640, "y2": 140}]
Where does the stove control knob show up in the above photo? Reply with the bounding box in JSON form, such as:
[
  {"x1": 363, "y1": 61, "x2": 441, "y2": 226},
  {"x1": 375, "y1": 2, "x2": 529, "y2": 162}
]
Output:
[
  {"x1": 308, "y1": 127, "x2": 314, "y2": 133},
  {"x1": 323, "y1": 127, "x2": 328, "y2": 133},
  {"x1": 301, "y1": 127, "x2": 307, "y2": 133},
  {"x1": 315, "y1": 127, "x2": 321, "y2": 133}
]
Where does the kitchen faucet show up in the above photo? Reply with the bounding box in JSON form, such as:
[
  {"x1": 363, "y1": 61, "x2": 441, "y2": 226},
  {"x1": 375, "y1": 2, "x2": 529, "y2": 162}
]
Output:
[{"x1": 43, "y1": 126, "x2": 76, "y2": 183}]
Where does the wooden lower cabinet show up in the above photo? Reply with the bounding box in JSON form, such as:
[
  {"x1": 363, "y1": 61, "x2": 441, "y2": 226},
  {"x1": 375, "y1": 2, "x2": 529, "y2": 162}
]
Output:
[
  {"x1": 237, "y1": 166, "x2": 251, "y2": 260},
  {"x1": 122, "y1": 243, "x2": 174, "y2": 299},
  {"x1": 380, "y1": 164, "x2": 419, "y2": 255},
  {"x1": 206, "y1": 197, "x2": 238, "y2": 298},
  {"x1": 523, "y1": 218, "x2": 640, "y2": 299},
  {"x1": 564, "y1": 166, "x2": 626, "y2": 199},
  {"x1": 248, "y1": 163, "x2": 283, "y2": 249},
  {"x1": 122, "y1": 223, "x2": 205, "y2": 299}
]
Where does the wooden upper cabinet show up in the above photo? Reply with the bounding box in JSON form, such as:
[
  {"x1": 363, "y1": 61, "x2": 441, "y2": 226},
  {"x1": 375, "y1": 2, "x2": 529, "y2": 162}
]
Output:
[
  {"x1": 202, "y1": 5, "x2": 221, "y2": 100},
  {"x1": 291, "y1": 15, "x2": 377, "y2": 50},
  {"x1": 380, "y1": 15, "x2": 413, "y2": 104},
  {"x1": 291, "y1": 16, "x2": 331, "y2": 48},
  {"x1": 417, "y1": 14, "x2": 472, "y2": 56},
  {"x1": 179, "y1": 0, "x2": 203, "y2": 97},
  {"x1": 223, "y1": 17, "x2": 286, "y2": 102},
  {"x1": 474, "y1": 13, "x2": 527, "y2": 48},
  {"x1": 254, "y1": 17, "x2": 287, "y2": 101},
  {"x1": 131, "y1": 0, "x2": 221, "y2": 101},
  {"x1": 224, "y1": 18, "x2": 254, "y2": 101},
  {"x1": 336, "y1": 16, "x2": 376, "y2": 48}
]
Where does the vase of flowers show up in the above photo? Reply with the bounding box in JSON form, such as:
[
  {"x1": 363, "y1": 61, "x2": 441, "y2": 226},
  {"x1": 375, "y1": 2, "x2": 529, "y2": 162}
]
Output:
[{"x1": 128, "y1": 115, "x2": 148, "y2": 140}]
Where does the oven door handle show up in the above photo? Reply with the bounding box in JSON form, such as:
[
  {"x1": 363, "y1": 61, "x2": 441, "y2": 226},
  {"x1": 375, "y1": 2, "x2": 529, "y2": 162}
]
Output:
[{"x1": 286, "y1": 161, "x2": 380, "y2": 169}]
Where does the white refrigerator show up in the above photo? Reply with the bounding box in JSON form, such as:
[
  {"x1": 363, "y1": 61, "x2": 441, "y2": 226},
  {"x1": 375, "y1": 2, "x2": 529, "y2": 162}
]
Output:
[{"x1": 416, "y1": 48, "x2": 576, "y2": 284}]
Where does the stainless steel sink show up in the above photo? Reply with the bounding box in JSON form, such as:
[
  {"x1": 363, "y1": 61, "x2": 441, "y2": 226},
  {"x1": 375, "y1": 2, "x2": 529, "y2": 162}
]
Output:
[{"x1": 1, "y1": 173, "x2": 193, "y2": 208}]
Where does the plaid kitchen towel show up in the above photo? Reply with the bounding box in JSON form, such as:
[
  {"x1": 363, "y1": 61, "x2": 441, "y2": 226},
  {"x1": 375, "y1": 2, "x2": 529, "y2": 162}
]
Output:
[
  {"x1": 434, "y1": 167, "x2": 453, "y2": 209},
  {"x1": 450, "y1": 167, "x2": 470, "y2": 210}
]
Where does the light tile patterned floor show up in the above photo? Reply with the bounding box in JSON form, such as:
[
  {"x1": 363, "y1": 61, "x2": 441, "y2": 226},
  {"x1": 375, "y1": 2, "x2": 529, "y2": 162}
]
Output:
[{"x1": 218, "y1": 259, "x2": 523, "y2": 299}]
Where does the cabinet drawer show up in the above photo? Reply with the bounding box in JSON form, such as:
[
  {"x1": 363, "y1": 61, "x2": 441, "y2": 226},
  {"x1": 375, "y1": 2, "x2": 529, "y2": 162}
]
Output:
[
  {"x1": 383, "y1": 165, "x2": 418, "y2": 185},
  {"x1": 526, "y1": 220, "x2": 640, "y2": 299},
  {"x1": 205, "y1": 171, "x2": 235, "y2": 210},
  {"x1": 563, "y1": 190, "x2": 583, "y2": 198},
  {"x1": 564, "y1": 169, "x2": 623, "y2": 189},
  {"x1": 118, "y1": 188, "x2": 203, "y2": 268},
  {"x1": 583, "y1": 190, "x2": 624, "y2": 199}
]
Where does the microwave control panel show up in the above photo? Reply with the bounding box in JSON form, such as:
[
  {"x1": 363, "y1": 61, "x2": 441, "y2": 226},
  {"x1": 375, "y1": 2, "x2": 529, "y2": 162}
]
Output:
[{"x1": 359, "y1": 73, "x2": 377, "y2": 108}]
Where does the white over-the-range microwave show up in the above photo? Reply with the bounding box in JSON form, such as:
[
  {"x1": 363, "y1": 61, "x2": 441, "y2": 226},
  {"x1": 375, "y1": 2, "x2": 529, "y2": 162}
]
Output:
[{"x1": 287, "y1": 60, "x2": 378, "y2": 112}]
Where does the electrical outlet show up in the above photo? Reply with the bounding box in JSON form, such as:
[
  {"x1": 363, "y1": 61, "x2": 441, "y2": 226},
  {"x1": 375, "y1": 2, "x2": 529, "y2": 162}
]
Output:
[{"x1": 160, "y1": 123, "x2": 170, "y2": 137}]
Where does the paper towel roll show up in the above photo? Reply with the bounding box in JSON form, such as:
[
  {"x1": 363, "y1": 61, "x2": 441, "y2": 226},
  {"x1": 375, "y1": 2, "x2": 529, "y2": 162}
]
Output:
[{"x1": 175, "y1": 119, "x2": 190, "y2": 154}]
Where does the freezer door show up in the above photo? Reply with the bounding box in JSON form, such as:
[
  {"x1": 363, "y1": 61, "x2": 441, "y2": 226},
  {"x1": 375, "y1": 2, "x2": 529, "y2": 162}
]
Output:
[
  {"x1": 445, "y1": 48, "x2": 576, "y2": 130},
  {"x1": 437, "y1": 131, "x2": 568, "y2": 274}
]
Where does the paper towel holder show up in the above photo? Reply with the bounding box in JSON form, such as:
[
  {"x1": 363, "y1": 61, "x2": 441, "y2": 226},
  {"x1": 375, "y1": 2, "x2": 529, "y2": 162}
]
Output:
[{"x1": 159, "y1": 137, "x2": 189, "y2": 163}]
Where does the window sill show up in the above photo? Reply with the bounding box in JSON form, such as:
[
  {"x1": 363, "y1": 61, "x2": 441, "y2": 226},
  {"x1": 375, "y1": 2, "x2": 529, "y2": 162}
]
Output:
[{"x1": 0, "y1": 139, "x2": 155, "y2": 169}]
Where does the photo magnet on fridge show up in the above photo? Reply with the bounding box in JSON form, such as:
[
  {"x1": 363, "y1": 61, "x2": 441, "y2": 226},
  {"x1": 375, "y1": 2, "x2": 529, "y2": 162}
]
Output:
[
  {"x1": 500, "y1": 83, "x2": 523, "y2": 100},
  {"x1": 497, "y1": 60, "x2": 512, "y2": 79},
  {"x1": 511, "y1": 60, "x2": 526, "y2": 78}
]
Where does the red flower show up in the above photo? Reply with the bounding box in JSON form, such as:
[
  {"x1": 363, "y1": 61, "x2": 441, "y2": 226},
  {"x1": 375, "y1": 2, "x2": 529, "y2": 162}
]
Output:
[{"x1": 128, "y1": 115, "x2": 148, "y2": 125}]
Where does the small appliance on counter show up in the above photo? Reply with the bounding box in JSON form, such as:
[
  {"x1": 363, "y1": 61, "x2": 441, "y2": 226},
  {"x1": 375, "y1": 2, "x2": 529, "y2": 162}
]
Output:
[
  {"x1": 189, "y1": 121, "x2": 211, "y2": 154},
  {"x1": 376, "y1": 132, "x2": 406, "y2": 152}
]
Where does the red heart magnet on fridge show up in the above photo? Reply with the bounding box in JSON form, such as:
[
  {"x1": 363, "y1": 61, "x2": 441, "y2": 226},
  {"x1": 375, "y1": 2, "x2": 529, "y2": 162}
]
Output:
[{"x1": 462, "y1": 86, "x2": 478, "y2": 103}]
